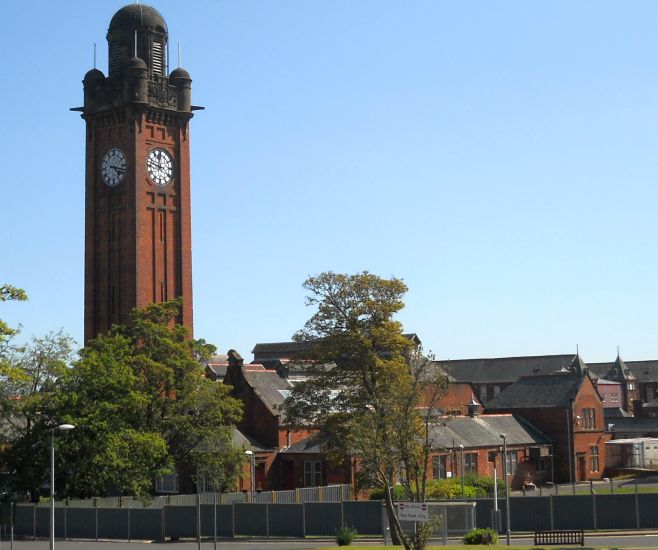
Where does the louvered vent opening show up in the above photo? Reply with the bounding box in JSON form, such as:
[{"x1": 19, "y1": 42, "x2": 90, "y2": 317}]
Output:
[
  {"x1": 152, "y1": 40, "x2": 164, "y2": 76},
  {"x1": 109, "y1": 43, "x2": 122, "y2": 76}
]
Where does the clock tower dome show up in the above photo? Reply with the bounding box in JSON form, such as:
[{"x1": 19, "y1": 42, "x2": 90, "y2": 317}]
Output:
[{"x1": 77, "y1": 4, "x2": 197, "y2": 342}]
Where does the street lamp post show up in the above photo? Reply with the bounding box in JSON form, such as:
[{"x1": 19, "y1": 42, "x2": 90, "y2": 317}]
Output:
[
  {"x1": 50, "y1": 423, "x2": 75, "y2": 550},
  {"x1": 244, "y1": 450, "x2": 255, "y2": 502},
  {"x1": 458, "y1": 444, "x2": 465, "y2": 500},
  {"x1": 500, "y1": 434, "x2": 511, "y2": 546}
]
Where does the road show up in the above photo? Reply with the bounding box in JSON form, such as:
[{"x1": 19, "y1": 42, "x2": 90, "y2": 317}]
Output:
[{"x1": 6, "y1": 533, "x2": 658, "y2": 549}]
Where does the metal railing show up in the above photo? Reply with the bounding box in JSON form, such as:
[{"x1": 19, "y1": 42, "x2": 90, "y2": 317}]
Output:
[{"x1": 21, "y1": 483, "x2": 351, "y2": 509}]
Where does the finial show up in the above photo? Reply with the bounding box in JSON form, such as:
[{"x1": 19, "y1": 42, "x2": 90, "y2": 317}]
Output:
[
  {"x1": 576, "y1": 344, "x2": 579, "y2": 357},
  {"x1": 93, "y1": 43, "x2": 96, "y2": 69},
  {"x1": 617, "y1": 345, "x2": 620, "y2": 358},
  {"x1": 178, "y1": 43, "x2": 182, "y2": 68},
  {"x1": 134, "y1": 31, "x2": 138, "y2": 58}
]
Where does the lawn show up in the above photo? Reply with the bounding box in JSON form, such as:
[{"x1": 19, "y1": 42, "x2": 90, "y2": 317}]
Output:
[{"x1": 309, "y1": 547, "x2": 613, "y2": 550}]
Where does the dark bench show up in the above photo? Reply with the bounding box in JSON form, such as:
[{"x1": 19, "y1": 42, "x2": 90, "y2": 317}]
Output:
[{"x1": 534, "y1": 529, "x2": 584, "y2": 546}]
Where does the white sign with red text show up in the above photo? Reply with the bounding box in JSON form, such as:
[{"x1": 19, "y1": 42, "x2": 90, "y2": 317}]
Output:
[{"x1": 398, "y1": 501, "x2": 429, "y2": 522}]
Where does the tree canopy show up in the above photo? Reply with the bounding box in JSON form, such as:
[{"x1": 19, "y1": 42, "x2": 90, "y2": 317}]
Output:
[
  {"x1": 1, "y1": 300, "x2": 244, "y2": 500},
  {"x1": 284, "y1": 272, "x2": 448, "y2": 550}
]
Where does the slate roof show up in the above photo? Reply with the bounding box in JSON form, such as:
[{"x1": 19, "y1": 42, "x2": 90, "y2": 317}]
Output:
[
  {"x1": 252, "y1": 341, "x2": 315, "y2": 358},
  {"x1": 242, "y1": 369, "x2": 293, "y2": 417},
  {"x1": 604, "y1": 407, "x2": 631, "y2": 420},
  {"x1": 280, "y1": 414, "x2": 549, "y2": 454},
  {"x1": 428, "y1": 414, "x2": 550, "y2": 449},
  {"x1": 252, "y1": 334, "x2": 421, "y2": 360},
  {"x1": 590, "y1": 360, "x2": 658, "y2": 383},
  {"x1": 232, "y1": 428, "x2": 274, "y2": 452},
  {"x1": 436, "y1": 354, "x2": 576, "y2": 384},
  {"x1": 607, "y1": 417, "x2": 658, "y2": 436},
  {"x1": 485, "y1": 372, "x2": 583, "y2": 410},
  {"x1": 281, "y1": 433, "x2": 323, "y2": 454}
]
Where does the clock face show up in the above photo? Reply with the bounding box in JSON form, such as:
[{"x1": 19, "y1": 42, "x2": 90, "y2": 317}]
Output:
[
  {"x1": 147, "y1": 148, "x2": 174, "y2": 186},
  {"x1": 101, "y1": 148, "x2": 126, "y2": 187}
]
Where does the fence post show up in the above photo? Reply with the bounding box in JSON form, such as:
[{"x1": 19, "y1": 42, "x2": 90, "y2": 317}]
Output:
[
  {"x1": 213, "y1": 492, "x2": 218, "y2": 550},
  {"x1": 302, "y1": 502, "x2": 306, "y2": 538},
  {"x1": 442, "y1": 506, "x2": 448, "y2": 545},
  {"x1": 198, "y1": 493, "x2": 203, "y2": 549},
  {"x1": 549, "y1": 495, "x2": 554, "y2": 530},
  {"x1": 160, "y1": 503, "x2": 165, "y2": 543},
  {"x1": 341, "y1": 501, "x2": 344, "y2": 528},
  {"x1": 231, "y1": 503, "x2": 235, "y2": 537},
  {"x1": 32, "y1": 505, "x2": 35, "y2": 540},
  {"x1": 635, "y1": 479, "x2": 640, "y2": 529},
  {"x1": 592, "y1": 492, "x2": 597, "y2": 531},
  {"x1": 95, "y1": 498, "x2": 98, "y2": 542},
  {"x1": 64, "y1": 500, "x2": 68, "y2": 541},
  {"x1": 127, "y1": 506, "x2": 131, "y2": 543},
  {"x1": 266, "y1": 502, "x2": 269, "y2": 537}
]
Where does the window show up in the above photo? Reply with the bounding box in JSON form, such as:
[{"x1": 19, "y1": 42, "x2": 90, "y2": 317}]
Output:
[
  {"x1": 628, "y1": 383, "x2": 636, "y2": 391},
  {"x1": 155, "y1": 468, "x2": 179, "y2": 493},
  {"x1": 479, "y1": 386, "x2": 487, "y2": 403},
  {"x1": 505, "y1": 451, "x2": 518, "y2": 474},
  {"x1": 304, "y1": 461, "x2": 322, "y2": 487},
  {"x1": 611, "y1": 393, "x2": 619, "y2": 403},
  {"x1": 493, "y1": 385, "x2": 501, "y2": 398},
  {"x1": 581, "y1": 408, "x2": 596, "y2": 429},
  {"x1": 432, "y1": 455, "x2": 447, "y2": 479},
  {"x1": 647, "y1": 386, "x2": 655, "y2": 402},
  {"x1": 464, "y1": 453, "x2": 478, "y2": 476},
  {"x1": 537, "y1": 457, "x2": 548, "y2": 473},
  {"x1": 590, "y1": 446, "x2": 599, "y2": 472}
]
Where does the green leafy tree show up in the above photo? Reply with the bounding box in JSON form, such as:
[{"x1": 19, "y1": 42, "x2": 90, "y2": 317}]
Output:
[
  {"x1": 3, "y1": 300, "x2": 244, "y2": 500},
  {"x1": 0, "y1": 284, "x2": 27, "y2": 354},
  {"x1": 284, "y1": 272, "x2": 448, "y2": 550},
  {"x1": 0, "y1": 330, "x2": 75, "y2": 500}
]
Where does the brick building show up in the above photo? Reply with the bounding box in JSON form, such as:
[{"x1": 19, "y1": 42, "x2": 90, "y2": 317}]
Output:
[{"x1": 485, "y1": 360, "x2": 608, "y2": 483}]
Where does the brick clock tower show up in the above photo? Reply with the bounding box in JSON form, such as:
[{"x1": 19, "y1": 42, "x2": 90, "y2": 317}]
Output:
[{"x1": 76, "y1": 5, "x2": 198, "y2": 342}]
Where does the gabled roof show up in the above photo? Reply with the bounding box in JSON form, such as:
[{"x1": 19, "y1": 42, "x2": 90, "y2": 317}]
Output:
[
  {"x1": 252, "y1": 341, "x2": 314, "y2": 357},
  {"x1": 252, "y1": 334, "x2": 421, "y2": 360},
  {"x1": 231, "y1": 428, "x2": 275, "y2": 453},
  {"x1": 485, "y1": 372, "x2": 584, "y2": 410},
  {"x1": 242, "y1": 369, "x2": 293, "y2": 417},
  {"x1": 590, "y1": 358, "x2": 656, "y2": 382},
  {"x1": 436, "y1": 354, "x2": 576, "y2": 384},
  {"x1": 429, "y1": 414, "x2": 550, "y2": 449},
  {"x1": 281, "y1": 433, "x2": 323, "y2": 454}
]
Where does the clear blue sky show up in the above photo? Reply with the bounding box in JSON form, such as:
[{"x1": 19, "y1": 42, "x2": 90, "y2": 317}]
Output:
[{"x1": 3, "y1": 1, "x2": 658, "y2": 363}]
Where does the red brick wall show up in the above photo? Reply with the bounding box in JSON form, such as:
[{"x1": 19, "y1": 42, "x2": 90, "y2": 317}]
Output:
[{"x1": 84, "y1": 111, "x2": 193, "y2": 342}]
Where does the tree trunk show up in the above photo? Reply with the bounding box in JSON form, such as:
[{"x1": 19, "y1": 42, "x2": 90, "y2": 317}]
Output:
[{"x1": 384, "y1": 484, "x2": 410, "y2": 549}]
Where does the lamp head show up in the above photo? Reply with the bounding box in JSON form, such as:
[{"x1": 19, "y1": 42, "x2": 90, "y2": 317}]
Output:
[
  {"x1": 57, "y1": 424, "x2": 75, "y2": 431},
  {"x1": 244, "y1": 450, "x2": 254, "y2": 456}
]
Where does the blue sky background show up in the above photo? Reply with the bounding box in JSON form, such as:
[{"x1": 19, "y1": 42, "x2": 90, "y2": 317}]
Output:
[{"x1": 2, "y1": 1, "x2": 658, "y2": 362}]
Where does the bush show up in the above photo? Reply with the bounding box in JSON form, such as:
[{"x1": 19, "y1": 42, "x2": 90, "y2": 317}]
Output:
[
  {"x1": 465, "y1": 474, "x2": 506, "y2": 496},
  {"x1": 368, "y1": 485, "x2": 410, "y2": 500},
  {"x1": 335, "y1": 525, "x2": 357, "y2": 546},
  {"x1": 426, "y1": 478, "x2": 479, "y2": 499},
  {"x1": 462, "y1": 527, "x2": 499, "y2": 545}
]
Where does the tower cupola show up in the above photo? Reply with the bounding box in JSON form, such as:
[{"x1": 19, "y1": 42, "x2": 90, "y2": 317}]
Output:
[{"x1": 107, "y1": 4, "x2": 168, "y2": 80}]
